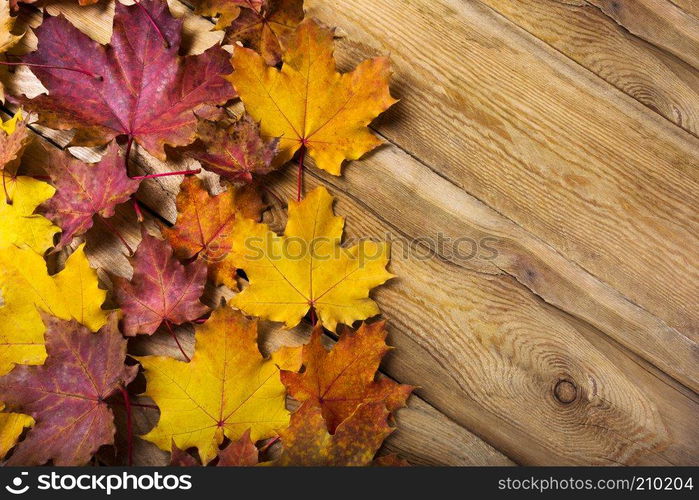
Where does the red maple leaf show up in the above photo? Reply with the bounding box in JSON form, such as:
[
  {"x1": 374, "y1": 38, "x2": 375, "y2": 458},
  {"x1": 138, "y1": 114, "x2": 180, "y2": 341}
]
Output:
[
  {"x1": 113, "y1": 229, "x2": 210, "y2": 336},
  {"x1": 0, "y1": 313, "x2": 137, "y2": 466},
  {"x1": 15, "y1": 0, "x2": 236, "y2": 162},
  {"x1": 185, "y1": 115, "x2": 278, "y2": 183},
  {"x1": 38, "y1": 143, "x2": 139, "y2": 249}
]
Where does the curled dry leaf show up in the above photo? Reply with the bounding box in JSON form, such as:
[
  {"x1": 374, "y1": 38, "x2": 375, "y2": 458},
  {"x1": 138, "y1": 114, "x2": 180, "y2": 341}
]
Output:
[
  {"x1": 138, "y1": 307, "x2": 301, "y2": 464},
  {"x1": 192, "y1": 0, "x2": 263, "y2": 30},
  {"x1": 113, "y1": 229, "x2": 210, "y2": 336},
  {"x1": 275, "y1": 401, "x2": 393, "y2": 466},
  {"x1": 281, "y1": 321, "x2": 413, "y2": 432},
  {"x1": 170, "y1": 429, "x2": 259, "y2": 466},
  {"x1": 0, "y1": 0, "x2": 21, "y2": 103},
  {"x1": 225, "y1": 0, "x2": 304, "y2": 66},
  {"x1": 163, "y1": 175, "x2": 265, "y2": 289},
  {"x1": 39, "y1": 143, "x2": 139, "y2": 250},
  {"x1": 229, "y1": 186, "x2": 393, "y2": 332},
  {"x1": 186, "y1": 115, "x2": 279, "y2": 183},
  {"x1": 0, "y1": 313, "x2": 137, "y2": 466},
  {"x1": 0, "y1": 244, "x2": 108, "y2": 376},
  {"x1": 16, "y1": 0, "x2": 236, "y2": 161},
  {"x1": 0, "y1": 110, "x2": 31, "y2": 176},
  {"x1": 229, "y1": 18, "x2": 396, "y2": 175}
]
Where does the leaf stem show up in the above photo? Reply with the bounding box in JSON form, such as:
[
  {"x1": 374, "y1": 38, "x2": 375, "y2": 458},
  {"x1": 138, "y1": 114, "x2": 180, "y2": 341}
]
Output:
[
  {"x1": 2, "y1": 173, "x2": 10, "y2": 205},
  {"x1": 165, "y1": 320, "x2": 190, "y2": 362},
  {"x1": 0, "y1": 60, "x2": 103, "y2": 80},
  {"x1": 118, "y1": 386, "x2": 133, "y2": 466},
  {"x1": 124, "y1": 135, "x2": 134, "y2": 176},
  {"x1": 296, "y1": 146, "x2": 306, "y2": 202},
  {"x1": 131, "y1": 168, "x2": 201, "y2": 180},
  {"x1": 113, "y1": 400, "x2": 159, "y2": 410},
  {"x1": 310, "y1": 307, "x2": 317, "y2": 326},
  {"x1": 97, "y1": 215, "x2": 134, "y2": 255},
  {"x1": 136, "y1": 1, "x2": 170, "y2": 49}
]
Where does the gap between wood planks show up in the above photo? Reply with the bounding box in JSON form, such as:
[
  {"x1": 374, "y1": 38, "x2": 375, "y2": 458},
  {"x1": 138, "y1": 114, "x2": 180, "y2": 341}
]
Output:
[
  {"x1": 364, "y1": 127, "x2": 698, "y2": 393},
  {"x1": 300, "y1": 147, "x2": 699, "y2": 404},
  {"x1": 175, "y1": 0, "x2": 697, "y2": 391},
  {"x1": 0, "y1": 107, "x2": 514, "y2": 466},
  {"x1": 302, "y1": 0, "x2": 698, "y2": 392},
  {"x1": 4, "y1": 0, "x2": 696, "y2": 464},
  {"x1": 268, "y1": 154, "x2": 698, "y2": 465},
  {"x1": 474, "y1": 0, "x2": 699, "y2": 140}
]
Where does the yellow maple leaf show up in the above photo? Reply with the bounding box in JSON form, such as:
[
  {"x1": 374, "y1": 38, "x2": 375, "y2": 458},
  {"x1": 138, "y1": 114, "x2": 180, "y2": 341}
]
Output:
[
  {"x1": 229, "y1": 18, "x2": 397, "y2": 175},
  {"x1": 0, "y1": 244, "x2": 108, "y2": 375},
  {"x1": 0, "y1": 109, "x2": 21, "y2": 135},
  {"x1": 138, "y1": 307, "x2": 302, "y2": 464},
  {"x1": 0, "y1": 0, "x2": 22, "y2": 103},
  {"x1": 0, "y1": 403, "x2": 33, "y2": 459},
  {"x1": 229, "y1": 186, "x2": 393, "y2": 331},
  {"x1": 0, "y1": 174, "x2": 59, "y2": 254}
]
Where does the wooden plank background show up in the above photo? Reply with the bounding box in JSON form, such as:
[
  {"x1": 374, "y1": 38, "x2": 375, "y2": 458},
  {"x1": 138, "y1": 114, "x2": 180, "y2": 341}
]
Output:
[{"x1": 3, "y1": 0, "x2": 697, "y2": 465}]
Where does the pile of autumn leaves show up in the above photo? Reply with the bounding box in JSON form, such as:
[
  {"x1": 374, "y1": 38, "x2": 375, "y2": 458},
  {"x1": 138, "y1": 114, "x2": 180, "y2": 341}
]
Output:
[{"x1": 0, "y1": 0, "x2": 413, "y2": 466}]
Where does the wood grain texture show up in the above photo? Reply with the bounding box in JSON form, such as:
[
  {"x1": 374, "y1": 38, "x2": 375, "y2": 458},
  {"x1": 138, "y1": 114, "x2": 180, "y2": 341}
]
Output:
[
  {"x1": 5, "y1": 111, "x2": 513, "y2": 466},
  {"x1": 3, "y1": 0, "x2": 697, "y2": 466},
  {"x1": 477, "y1": 0, "x2": 699, "y2": 137},
  {"x1": 20, "y1": 114, "x2": 697, "y2": 465},
  {"x1": 585, "y1": 0, "x2": 699, "y2": 70},
  {"x1": 303, "y1": 145, "x2": 699, "y2": 392},
  {"x1": 266, "y1": 162, "x2": 698, "y2": 465},
  {"x1": 305, "y1": 0, "x2": 699, "y2": 348}
]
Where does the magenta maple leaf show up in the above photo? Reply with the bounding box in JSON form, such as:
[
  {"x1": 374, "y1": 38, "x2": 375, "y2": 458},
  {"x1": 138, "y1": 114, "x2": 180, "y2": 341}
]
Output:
[
  {"x1": 16, "y1": 0, "x2": 236, "y2": 161},
  {"x1": 38, "y1": 143, "x2": 139, "y2": 249},
  {"x1": 186, "y1": 115, "x2": 279, "y2": 183},
  {"x1": 0, "y1": 313, "x2": 137, "y2": 466},
  {"x1": 113, "y1": 229, "x2": 210, "y2": 336}
]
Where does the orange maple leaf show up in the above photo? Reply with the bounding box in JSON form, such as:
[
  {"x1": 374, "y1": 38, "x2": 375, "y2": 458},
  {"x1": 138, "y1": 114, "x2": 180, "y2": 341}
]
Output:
[
  {"x1": 276, "y1": 401, "x2": 392, "y2": 466},
  {"x1": 281, "y1": 321, "x2": 412, "y2": 431},
  {"x1": 163, "y1": 176, "x2": 265, "y2": 289},
  {"x1": 229, "y1": 18, "x2": 397, "y2": 175}
]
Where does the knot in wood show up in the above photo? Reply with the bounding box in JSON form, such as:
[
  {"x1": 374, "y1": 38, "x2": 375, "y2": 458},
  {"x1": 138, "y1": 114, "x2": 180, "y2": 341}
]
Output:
[{"x1": 553, "y1": 379, "x2": 577, "y2": 404}]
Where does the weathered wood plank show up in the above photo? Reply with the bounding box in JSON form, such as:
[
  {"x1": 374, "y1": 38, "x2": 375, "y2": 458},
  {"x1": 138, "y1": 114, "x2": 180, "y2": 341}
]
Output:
[
  {"x1": 305, "y1": 0, "x2": 699, "y2": 353},
  {"x1": 5, "y1": 0, "x2": 697, "y2": 466},
  {"x1": 21, "y1": 115, "x2": 699, "y2": 464},
  {"x1": 584, "y1": 0, "x2": 699, "y2": 70},
  {"x1": 7, "y1": 112, "x2": 513, "y2": 466},
  {"x1": 302, "y1": 144, "x2": 699, "y2": 392},
  {"x1": 262, "y1": 158, "x2": 698, "y2": 465},
  {"x1": 476, "y1": 0, "x2": 699, "y2": 137}
]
